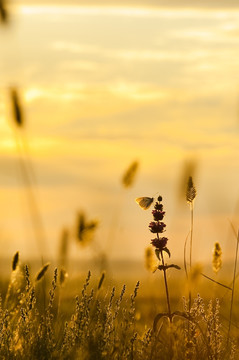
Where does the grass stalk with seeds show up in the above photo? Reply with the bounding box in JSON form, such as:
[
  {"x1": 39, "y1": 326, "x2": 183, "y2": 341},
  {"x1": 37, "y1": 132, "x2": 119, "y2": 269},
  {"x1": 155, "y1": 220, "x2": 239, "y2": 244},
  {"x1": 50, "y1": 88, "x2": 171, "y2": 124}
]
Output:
[{"x1": 186, "y1": 176, "x2": 197, "y2": 310}]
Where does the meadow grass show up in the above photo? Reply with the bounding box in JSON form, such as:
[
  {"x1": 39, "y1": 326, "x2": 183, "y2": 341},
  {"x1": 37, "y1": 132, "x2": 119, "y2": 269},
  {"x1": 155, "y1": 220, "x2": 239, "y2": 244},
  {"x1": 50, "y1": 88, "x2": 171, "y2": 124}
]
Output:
[{"x1": 0, "y1": 251, "x2": 238, "y2": 360}]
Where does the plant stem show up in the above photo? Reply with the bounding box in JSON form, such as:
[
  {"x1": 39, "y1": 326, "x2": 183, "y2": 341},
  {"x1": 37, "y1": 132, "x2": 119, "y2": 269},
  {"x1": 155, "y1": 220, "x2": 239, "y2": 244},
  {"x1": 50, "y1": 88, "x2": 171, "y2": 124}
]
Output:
[
  {"x1": 227, "y1": 229, "x2": 239, "y2": 345},
  {"x1": 160, "y1": 250, "x2": 172, "y2": 322},
  {"x1": 189, "y1": 202, "x2": 194, "y2": 270},
  {"x1": 189, "y1": 202, "x2": 194, "y2": 311}
]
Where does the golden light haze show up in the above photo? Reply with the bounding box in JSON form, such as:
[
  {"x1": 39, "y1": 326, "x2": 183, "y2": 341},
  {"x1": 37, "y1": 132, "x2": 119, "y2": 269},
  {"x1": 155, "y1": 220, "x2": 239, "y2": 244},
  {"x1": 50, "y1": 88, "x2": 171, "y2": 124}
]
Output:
[{"x1": 0, "y1": 2, "x2": 238, "y2": 265}]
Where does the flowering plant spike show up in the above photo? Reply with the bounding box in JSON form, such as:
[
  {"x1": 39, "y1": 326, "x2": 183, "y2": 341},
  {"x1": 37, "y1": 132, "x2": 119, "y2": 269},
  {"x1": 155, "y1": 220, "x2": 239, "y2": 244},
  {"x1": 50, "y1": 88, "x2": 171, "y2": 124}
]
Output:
[
  {"x1": 147, "y1": 196, "x2": 181, "y2": 272},
  {"x1": 150, "y1": 196, "x2": 172, "y2": 265},
  {"x1": 148, "y1": 195, "x2": 180, "y2": 324}
]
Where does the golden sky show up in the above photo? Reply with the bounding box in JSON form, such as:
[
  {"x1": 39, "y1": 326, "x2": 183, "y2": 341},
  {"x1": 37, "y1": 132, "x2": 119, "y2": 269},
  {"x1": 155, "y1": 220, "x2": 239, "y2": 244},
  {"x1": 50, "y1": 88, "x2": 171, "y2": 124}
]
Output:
[{"x1": 0, "y1": 2, "x2": 238, "y2": 265}]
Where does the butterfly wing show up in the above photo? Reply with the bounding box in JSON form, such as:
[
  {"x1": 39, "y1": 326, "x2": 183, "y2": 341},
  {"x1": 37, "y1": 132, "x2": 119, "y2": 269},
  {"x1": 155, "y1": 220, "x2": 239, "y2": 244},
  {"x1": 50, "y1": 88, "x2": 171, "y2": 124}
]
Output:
[{"x1": 135, "y1": 197, "x2": 154, "y2": 210}]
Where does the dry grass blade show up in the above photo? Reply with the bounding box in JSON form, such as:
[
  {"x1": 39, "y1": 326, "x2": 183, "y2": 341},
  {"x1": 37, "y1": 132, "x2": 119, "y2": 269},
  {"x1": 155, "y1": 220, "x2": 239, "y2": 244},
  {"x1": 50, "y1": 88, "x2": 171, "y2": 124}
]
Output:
[
  {"x1": 10, "y1": 88, "x2": 24, "y2": 127},
  {"x1": 153, "y1": 313, "x2": 169, "y2": 332},
  {"x1": 12, "y1": 251, "x2": 19, "y2": 271},
  {"x1": 35, "y1": 263, "x2": 50, "y2": 282},
  {"x1": 228, "y1": 219, "x2": 238, "y2": 238},
  {"x1": 201, "y1": 273, "x2": 232, "y2": 291}
]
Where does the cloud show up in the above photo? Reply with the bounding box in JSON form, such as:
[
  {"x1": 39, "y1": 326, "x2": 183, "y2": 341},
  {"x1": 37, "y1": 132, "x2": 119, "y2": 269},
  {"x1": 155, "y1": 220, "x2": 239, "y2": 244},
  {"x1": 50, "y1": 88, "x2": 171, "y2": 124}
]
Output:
[
  {"x1": 52, "y1": 41, "x2": 99, "y2": 54},
  {"x1": 18, "y1": 1, "x2": 239, "y2": 10}
]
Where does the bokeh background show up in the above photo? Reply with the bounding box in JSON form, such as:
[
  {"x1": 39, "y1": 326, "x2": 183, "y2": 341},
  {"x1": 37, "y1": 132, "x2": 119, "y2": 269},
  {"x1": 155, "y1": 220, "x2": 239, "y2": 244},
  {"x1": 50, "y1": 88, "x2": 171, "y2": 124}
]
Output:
[{"x1": 0, "y1": 1, "x2": 238, "y2": 270}]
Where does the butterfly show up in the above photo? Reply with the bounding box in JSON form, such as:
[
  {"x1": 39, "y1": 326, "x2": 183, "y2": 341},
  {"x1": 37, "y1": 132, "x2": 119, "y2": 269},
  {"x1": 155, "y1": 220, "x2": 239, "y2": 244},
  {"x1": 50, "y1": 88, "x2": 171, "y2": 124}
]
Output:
[{"x1": 135, "y1": 197, "x2": 154, "y2": 210}]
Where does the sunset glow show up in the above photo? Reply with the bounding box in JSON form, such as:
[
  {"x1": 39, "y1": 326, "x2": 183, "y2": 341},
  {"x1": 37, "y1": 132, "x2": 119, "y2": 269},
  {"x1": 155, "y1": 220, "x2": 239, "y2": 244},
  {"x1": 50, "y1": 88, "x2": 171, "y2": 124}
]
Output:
[{"x1": 0, "y1": 2, "x2": 238, "y2": 264}]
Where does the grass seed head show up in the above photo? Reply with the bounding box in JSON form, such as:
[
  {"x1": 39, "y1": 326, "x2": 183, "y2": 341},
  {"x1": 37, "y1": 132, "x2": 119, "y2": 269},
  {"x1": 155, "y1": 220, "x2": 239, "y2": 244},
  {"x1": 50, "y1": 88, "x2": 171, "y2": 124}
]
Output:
[
  {"x1": 0, "y1": 0, "x2": 9, "y2": 24},
  {"x1": 35, "y1": 263, "x2": 50, "y2": 282},
  {"x1": 212, "y1": 242, "x2": 222, "y2": 274},
  {"x1": 97, "y1": 271, "x2": 105, "y2": 290},
  {"x1": 76, "y1": 212, "x2": 98, "y2": 246},
  {"x1": 186, "y1": 176, "x2": 197, "y2": 203},
  {"x1": 10, "y1": 87, "x2": 24, "y2": 127},
  {"x1": 122, "y1": 160, "x2": 139, "y2": 188},
  {"x1": 12, "y1": 251, "x2": 19, "y2": 271}
]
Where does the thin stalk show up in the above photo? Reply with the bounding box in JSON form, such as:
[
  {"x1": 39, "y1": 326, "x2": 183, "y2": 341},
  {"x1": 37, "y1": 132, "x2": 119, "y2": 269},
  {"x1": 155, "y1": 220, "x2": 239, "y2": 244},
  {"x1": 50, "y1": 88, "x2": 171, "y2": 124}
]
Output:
[
  {"x1": 227, "y1": 229, "x2": 239, "y2": 344},
  {"x1": 188, "y1": 201, "x2": 195, "y2": 312},
  {"x1": 200, "y1": 273, "x2": 232, "y2": 291},
  {"x1": 189, "y1": 202, "x2": 194, "y2": 270},
  {"x1": 184, "y1": 232, "x2": 190, "y2": 279},
  {"x1": 188, "y1": 201, "x2": 194, "y2": 339},
  {"x1": 160, "y1": 250, "x2": 172, "y2": 322}
]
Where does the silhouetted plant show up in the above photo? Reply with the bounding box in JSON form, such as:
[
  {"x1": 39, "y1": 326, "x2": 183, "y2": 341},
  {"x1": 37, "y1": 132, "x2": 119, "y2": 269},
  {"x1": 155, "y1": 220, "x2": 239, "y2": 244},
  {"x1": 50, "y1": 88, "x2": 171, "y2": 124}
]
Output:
[{"x1": 149, "y1": 196, "x2": 180, "y2": 323}]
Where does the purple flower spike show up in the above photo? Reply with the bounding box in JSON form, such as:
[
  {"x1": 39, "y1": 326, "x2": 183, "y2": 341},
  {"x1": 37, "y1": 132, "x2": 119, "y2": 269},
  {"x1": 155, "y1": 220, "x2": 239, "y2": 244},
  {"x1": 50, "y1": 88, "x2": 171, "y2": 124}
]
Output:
[
  {"x1": 154, "y1": 202, "x2": 163, "y2": 211},
  {"x1": 152, "y1": 210, "x2": 165, "y2": 221},
  {"x1": 151, "y1": 237, "x2": 168, "y2": 250},
  {"x1": 149, "y1": 221, "x2": 166, "y2": 233}
]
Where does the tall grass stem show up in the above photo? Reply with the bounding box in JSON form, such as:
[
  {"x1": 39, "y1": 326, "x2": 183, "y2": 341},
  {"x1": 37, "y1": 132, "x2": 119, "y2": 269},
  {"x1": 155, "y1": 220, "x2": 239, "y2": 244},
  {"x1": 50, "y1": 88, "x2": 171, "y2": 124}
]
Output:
[
  {"x1": 160, "y1": 250, "x2": 172, "y2": 322},
  {"x1": 227, "y1": 229, "x2": 239, "y2": 344}
]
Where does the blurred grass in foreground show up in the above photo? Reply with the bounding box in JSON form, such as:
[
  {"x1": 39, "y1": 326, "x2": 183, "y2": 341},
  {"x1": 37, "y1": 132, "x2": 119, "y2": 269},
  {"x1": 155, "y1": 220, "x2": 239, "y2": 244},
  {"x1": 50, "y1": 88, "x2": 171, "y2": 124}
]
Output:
[{"x1": 0, "y1": 253, "x2": 238, "y2": 359}]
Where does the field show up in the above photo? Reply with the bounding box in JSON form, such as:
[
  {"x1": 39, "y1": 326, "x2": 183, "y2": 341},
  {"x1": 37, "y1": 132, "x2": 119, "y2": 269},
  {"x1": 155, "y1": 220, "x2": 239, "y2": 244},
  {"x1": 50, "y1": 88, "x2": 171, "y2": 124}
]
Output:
[
  {"x1": 0, "y1": 237, "x2": 238, "y2": 360},
  {"x1": 1, "y1": 2, "x2": 239, "y2": 359}
]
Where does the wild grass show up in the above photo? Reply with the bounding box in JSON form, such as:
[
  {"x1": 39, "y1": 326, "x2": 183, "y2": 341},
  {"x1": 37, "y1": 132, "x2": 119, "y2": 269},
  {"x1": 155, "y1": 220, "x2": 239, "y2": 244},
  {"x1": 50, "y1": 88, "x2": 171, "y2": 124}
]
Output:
[{"x1": 0, "y1": 251, "x2": 238, "y2": 360}]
